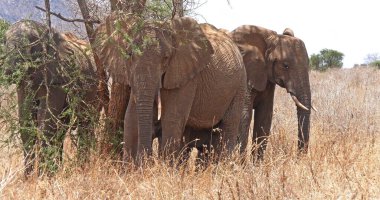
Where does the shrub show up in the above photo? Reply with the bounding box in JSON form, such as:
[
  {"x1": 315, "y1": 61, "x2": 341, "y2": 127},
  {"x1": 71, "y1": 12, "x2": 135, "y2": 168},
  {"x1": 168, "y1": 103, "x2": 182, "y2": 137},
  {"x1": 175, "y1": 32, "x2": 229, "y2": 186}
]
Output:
[
  {"x1": 369, "y1": 60, "x2": 380, "y2": 69},
  {"x1": 310, "y1": 48, "x2": 344, "y2": 71}
]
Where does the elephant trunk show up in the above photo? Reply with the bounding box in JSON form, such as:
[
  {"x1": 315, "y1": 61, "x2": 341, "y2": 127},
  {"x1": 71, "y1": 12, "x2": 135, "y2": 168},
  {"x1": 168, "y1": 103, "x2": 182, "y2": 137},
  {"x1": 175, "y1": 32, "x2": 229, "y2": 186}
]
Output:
[
  {"x1": 297, "y1": 108, "x2": 310, "y2": 151},
  {"x1": 294, "y1": 77, "x2": 311, "y2": 153},
  {"x1": 136, "y1": 87, "x2": 156, "y2": 160}
]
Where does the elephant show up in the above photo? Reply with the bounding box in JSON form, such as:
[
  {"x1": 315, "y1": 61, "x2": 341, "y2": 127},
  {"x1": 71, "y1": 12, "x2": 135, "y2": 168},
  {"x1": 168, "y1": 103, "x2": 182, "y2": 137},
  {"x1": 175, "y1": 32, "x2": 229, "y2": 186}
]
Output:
[
  {"x1": 228, "y1": 25, "x2": 312, "y2": 158},
  {"x1": 94, "y1": 13, "x2": 161, "y2": 156},
  {"x1": 95, "y1": 14, "x2": 246, "y2": 162},
  {"x1": 3, "y1": 20, "x2": 99, "y2": 176}
]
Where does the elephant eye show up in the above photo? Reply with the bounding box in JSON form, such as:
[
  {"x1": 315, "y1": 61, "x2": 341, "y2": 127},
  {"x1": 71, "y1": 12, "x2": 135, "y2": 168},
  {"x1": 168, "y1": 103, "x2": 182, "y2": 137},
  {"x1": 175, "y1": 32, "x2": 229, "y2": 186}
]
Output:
[{"x1": 283, "y1": 63, "x2": 289, "y2": 69}]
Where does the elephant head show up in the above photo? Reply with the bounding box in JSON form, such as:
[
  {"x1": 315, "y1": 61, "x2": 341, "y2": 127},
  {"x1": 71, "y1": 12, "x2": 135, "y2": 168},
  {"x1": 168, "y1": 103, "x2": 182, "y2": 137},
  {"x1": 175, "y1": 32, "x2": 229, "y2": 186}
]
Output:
[
  {"x1": 2, "y1": 20, "x2": 53, "y2": 81},
  {"x1": 2, "y1": 20, "x2": 87, "y2": 85},
  {"x1": 230, "y1": 25, "x2": 311, "y2": 152},
  {"x1": 97, "y1": 16, "x2": 214, "y2": 157}
]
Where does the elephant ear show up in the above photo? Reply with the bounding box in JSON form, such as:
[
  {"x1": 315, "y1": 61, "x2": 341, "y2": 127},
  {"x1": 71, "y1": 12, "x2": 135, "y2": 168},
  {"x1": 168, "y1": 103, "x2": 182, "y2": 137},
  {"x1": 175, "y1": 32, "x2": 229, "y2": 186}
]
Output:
[
  {"x1": 238, "y1": 44, "x2": 267, "y2": 91},
  {"x1": 231, "y1": 25, "x2": 278, "y2": 91},
  {"x1": 163, "y1": 17, "x2": 214, "y2": 89}
]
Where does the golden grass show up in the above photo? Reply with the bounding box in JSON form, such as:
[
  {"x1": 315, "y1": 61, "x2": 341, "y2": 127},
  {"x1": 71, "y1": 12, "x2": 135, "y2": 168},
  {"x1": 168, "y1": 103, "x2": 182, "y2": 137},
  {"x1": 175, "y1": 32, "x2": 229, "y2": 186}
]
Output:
[{"x1": 0, "y1": 68, "x2": 379, "y2": 199}]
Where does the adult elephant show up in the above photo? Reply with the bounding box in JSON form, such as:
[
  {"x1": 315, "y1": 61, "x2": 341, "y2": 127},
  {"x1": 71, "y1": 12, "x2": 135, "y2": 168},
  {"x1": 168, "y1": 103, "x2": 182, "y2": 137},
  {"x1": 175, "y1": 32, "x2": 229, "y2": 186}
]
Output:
[
  {"x1": 96, "y1": 15, "x2": 246, "y2": 161},
  {"x1": 94, "y1": 13, "x2": 161, "y2": 156},
  {"x1": 229, "y1": 25, "x2": 312, "y2": 158},
  {"x1": 3, "y1": 20, "x2": 98, "y2": 176}
]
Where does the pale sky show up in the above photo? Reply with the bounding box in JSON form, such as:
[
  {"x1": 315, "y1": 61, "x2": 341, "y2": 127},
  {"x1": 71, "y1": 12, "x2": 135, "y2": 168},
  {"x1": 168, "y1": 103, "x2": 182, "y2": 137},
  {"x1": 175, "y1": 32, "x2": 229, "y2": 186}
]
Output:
[{"x1": 195, "y1": 0, "x2": 380, "y2": 68}]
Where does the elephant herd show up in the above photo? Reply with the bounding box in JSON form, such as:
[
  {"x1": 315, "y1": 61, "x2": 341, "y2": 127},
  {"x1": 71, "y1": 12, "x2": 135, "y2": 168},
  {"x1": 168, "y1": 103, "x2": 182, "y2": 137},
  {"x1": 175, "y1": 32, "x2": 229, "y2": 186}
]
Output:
[{"x1": 2, "y1": 12, "x2": 312, "y2": 176}]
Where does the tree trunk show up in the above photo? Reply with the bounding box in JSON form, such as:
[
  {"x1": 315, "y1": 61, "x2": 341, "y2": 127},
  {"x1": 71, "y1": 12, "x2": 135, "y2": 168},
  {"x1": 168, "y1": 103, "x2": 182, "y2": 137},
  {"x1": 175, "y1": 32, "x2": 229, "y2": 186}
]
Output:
[
  {"x1": 77, "y1": 0, "x2": 109, "y2": 113},
  {"x1": 77, "y1": 0, "x2": 109, "y2": 156},
  {"x1": 172, "y1": 0, "x2": 184, "y2": 18},
  {"x1": 104, "y1": 82, "x2": 130, "y2": 155},
  {"x1": 44, "y1": 0, "x2": 52, "y2": 29}
]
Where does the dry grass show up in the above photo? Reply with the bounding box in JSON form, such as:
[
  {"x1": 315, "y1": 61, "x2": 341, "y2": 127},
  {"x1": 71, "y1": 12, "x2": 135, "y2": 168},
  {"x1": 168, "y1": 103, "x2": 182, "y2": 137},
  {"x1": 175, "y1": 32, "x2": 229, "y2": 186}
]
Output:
[{"x1": 0, "y1": 68, "x2": 379, "y2": 199}]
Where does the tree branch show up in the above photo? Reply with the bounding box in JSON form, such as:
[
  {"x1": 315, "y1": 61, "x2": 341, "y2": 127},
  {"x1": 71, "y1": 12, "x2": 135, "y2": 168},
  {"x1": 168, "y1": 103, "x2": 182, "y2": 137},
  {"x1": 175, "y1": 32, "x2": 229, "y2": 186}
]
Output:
[
  {"x1": 44, "y1": 0, "x2": 52, "y2": 29},
  {"x1": 35, "y1": 6, "x2": 100, "y2": 24},
  {"x1": 76, "y1": 0, "x2": 108, "y2": 113}
]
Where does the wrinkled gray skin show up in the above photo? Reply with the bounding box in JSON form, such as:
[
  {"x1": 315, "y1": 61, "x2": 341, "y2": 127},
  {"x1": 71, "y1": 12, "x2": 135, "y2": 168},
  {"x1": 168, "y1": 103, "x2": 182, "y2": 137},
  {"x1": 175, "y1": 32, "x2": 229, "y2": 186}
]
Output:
[
  {"x1": 117, "y1": 17, "x2": 246, "y2": 162},
  {"x1": 229, "y1": 25, "x2": 311, "y2": 158},
  {"x1": 3, "y1": 20, "x2": 98, "y2": 176}
]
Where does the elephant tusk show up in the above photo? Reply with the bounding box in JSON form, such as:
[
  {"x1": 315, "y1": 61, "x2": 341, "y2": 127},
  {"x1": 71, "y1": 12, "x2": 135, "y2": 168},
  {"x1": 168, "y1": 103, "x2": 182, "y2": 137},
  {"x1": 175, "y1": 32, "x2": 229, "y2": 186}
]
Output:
[
  {"x1": 290, "y1": 94, "x2": 309, "y2": 111},
  {"x1": 311, "y1": 105, "x2": 318, "y2": 112}
]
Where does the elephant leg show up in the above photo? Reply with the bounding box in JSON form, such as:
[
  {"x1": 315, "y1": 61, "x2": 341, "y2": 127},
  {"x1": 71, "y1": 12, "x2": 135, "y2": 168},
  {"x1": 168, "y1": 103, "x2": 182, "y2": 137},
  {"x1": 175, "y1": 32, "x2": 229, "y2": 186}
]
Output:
[
  {"x1": 253, "y1": 83, "x2": 275, "y2": 160},
  {"x1": 181, "y1": 126, "x2": 206, "y2": 161},
  {"x1": 217, "y1": 92, "x2": 243, "y2": 157},
  {"x1": 36, "y1": 86, "x2": 67, "y2": 174},
  {"x1": 123, "y1": 92, "x2": 138, "y2": 161},
  {"x1": 185, "y1": 127, "x2": 217, "y2": 164},
  {"x1": 153, "y1": 118, "x2": 162, "y2": 144},
  {"x1": 17, "y1": 83, "x2": 38, "y2": 176},
  {"x1": 238, "y1": 89, "x2": 256, "y2": 155},
  {"x1": 177, "y1": 126, "x2": 195, "y2": 162},
  {"x1": 160, "y1": 82, "x2": 196, "y2": 160}
]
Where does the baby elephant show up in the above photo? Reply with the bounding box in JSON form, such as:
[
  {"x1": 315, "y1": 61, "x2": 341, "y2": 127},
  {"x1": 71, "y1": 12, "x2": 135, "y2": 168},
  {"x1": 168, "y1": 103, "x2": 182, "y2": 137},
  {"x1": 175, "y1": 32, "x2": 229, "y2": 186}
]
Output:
[{"x1": 3, "y1": 20, "x2": 99, "y2": 176}]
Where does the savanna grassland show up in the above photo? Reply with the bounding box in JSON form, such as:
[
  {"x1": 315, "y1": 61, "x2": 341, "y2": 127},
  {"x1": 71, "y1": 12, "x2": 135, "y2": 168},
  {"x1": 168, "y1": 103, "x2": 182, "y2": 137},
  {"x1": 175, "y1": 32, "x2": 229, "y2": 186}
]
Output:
[{"x1": 0, "y1": 68, "x2": 379, "y2": 199}]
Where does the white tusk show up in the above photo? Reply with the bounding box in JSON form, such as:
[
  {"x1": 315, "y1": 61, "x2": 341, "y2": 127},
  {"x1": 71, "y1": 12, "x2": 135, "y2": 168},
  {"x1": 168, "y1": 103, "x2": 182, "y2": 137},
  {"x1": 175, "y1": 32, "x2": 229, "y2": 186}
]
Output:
[
  {"x1": 290, "y1": 94, "x2": 309, "y2": 111},
  {"x1": 311, "y1": 105, "x2": 318, "y2": 112}
]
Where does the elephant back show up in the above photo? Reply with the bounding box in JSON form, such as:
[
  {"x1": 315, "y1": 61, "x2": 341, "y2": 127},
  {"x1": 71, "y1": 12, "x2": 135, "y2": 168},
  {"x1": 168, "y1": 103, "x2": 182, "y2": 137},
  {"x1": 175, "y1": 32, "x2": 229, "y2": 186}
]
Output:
[
  {"x1": 200, "y1": 23, "x2": 245, "y2": 75},
  {"x1": 58, "y1": 32, "x2": 97, "y2": 99},
  {"x1": 60, "y1": 32, "x2": 96, "y2": 76}
]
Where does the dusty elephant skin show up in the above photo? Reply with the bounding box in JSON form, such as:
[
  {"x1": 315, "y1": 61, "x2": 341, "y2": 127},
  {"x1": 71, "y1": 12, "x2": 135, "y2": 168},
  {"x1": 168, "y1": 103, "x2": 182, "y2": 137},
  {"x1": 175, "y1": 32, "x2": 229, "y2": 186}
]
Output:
[
  {"x1": 95, "y1": 14, "x2": 246, "y2": 162},
  {"x1": 229, "y1": 25, "x2": 312, "y2": 158},
  {"x1": 3, "y1": 20, "x2": 98, "y2": 176}
]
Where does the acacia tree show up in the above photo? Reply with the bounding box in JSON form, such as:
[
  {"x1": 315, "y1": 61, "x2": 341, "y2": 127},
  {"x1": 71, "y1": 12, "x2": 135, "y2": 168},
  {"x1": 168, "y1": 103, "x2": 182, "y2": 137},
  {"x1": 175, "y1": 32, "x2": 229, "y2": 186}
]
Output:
[
  {"x1": 364, "y1": 53, "x2": 380, "y2": 69},
  {"x1": 310, "y1": 48, "x2": 344, "y2": 71}
]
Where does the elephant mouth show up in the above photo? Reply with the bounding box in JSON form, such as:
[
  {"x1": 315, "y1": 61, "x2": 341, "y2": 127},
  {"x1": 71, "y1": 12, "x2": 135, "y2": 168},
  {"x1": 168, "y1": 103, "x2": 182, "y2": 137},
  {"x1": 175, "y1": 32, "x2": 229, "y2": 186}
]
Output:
[
  {"x1": 276, "y1": 79, "x2": 286, "y2": 88},
  {"x1": 289, "y1": 92, "x2": 309, "y2": 111}
]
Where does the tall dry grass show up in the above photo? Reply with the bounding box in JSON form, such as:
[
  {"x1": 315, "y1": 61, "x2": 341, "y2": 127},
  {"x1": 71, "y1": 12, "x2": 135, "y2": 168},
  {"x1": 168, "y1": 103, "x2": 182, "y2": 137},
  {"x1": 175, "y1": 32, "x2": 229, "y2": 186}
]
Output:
[{"x1": 0, "y1": 68, "x2": 379, "y2": 199}]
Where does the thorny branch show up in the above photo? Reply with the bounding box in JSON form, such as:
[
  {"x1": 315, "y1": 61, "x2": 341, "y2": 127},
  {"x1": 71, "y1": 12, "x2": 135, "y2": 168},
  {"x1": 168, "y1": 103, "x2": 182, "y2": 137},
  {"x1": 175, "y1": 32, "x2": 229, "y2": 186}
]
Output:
[{"x1": 35, "y1": 6, "x2": 100, "y2": 24}]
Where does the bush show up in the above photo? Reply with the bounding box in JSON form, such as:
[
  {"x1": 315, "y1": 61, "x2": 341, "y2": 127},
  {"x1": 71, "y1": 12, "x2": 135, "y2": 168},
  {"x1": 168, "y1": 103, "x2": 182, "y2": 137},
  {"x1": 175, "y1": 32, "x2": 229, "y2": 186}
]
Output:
[
  {"x1": 369, "y1": 60, "x2": 380, "y2": 69},
  {"x1": 310, "y1": 48, "x2": 344, "y2": 71},
  {"x1": 0, "y1": 19, "x2": 10, "y2": 56}
]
